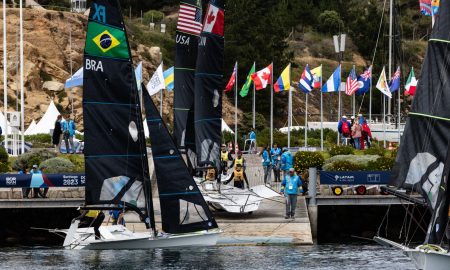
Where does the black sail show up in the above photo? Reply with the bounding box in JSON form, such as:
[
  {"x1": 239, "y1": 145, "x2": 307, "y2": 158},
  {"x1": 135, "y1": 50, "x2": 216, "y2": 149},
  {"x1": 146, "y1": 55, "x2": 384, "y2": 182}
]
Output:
[
  {"x1": 194, "y1": 0, "x2": 225, "y2": 167},
  {"x1": 173, "y1": 0, "x2": 203, "y2": 166},
  {"x1": 142, "y1": 85, "x2": 218, "y2": 234},
  {"x1": 83, "y1": 0, "x2": 151, "y2": 214},
  {"x1": 390, "y1": 0, "x2": 450, "y2": 244}
]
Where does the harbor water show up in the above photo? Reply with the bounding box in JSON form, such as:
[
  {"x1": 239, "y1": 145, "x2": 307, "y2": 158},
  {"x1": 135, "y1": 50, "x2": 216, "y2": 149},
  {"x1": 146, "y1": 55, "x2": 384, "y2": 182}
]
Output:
[{"x1": 0, "y1": 244, "x2": 415, "y2": 269}]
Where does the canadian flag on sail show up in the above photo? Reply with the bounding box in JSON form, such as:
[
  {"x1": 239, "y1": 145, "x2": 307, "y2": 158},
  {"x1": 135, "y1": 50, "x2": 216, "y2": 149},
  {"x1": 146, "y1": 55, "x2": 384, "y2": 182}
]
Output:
[
  {"x1": 202, "y1": 4, "x2": 224, "y2": 37},
  {"x1": 251, "y1": 64, "x2": 273, "y2": 90}
]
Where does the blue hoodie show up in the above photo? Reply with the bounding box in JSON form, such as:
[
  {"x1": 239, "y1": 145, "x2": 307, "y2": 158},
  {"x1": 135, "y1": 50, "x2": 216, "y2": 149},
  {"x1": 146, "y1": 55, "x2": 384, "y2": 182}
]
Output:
[
  {"x1": 262, "y1": 150, "x2": 271, "y2": 167},
  {"x1": 281, "y1": 151, "x2": 293, "y2": 171},
  {"x1": 62, "y1": 120, "x2": 76, "y2": 137}
]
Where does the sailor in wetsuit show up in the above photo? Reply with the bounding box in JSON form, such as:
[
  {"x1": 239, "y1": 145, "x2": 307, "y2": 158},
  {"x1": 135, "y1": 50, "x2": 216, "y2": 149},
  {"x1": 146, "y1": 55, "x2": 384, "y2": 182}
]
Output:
[{"x1": 75, "y1": 208, "x2": 105, "y2": 240}]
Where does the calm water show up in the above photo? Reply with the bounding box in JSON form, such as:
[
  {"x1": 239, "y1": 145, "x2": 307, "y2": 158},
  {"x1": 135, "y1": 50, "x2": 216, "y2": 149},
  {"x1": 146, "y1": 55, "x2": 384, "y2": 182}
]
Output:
[{"x1": 0, "y1": 244, "x2": 415, "y2": 270}]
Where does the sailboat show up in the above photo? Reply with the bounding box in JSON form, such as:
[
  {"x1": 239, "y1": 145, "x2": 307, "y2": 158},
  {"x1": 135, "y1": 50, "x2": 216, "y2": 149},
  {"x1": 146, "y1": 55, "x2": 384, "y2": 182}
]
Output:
[
  {"x1": 60, "y1": 0, "x2": 220, "y2": 250},
  {"x1": 374, "y1": 1, "x2": 450, "y2": 268}
]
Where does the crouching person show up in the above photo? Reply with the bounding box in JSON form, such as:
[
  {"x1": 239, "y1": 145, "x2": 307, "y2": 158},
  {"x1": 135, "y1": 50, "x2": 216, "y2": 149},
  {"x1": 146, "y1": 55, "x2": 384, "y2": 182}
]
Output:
[
  {"x1": 280, "y1": 168, "x2": 303, "y2": 219},
  {"x1": 75, "y1": 208, "x2": 105, "y2": 240},
  {"x1": 224, "y1": 164, "x2": 250, "y2": 189}
]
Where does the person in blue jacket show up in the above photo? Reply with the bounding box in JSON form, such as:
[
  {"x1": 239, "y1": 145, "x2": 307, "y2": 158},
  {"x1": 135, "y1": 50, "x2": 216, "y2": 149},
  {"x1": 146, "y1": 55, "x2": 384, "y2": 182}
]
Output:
[
  {"x1": 62, "y1": 114, "x2": 77, "y2": 154},
  {"x1": 281, "y1": 147, "x2": 293, "y2": 177},
  {"x1": 248, "y1": 129, "x2": 257, "y2": 153},
  {"x1": 270, "y1": 143, "x2": 282, "y2": 182},
  {"x1": 261, "y1": 145, "x2": 272, "y2": 185},
  {"x1": 280, "y1": 168, "x2": 303, "y2": 219}
]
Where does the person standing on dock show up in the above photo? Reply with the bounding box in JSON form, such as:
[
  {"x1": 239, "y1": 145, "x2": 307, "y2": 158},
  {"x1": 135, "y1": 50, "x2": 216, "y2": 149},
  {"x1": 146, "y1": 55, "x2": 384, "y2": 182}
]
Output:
[
  {"x1": 248, "y1": 129, "x2": 257, "y2": 154},
  {"x1": 271, "y1": 143, "x2": 282, "y2": 182},
  {"x1": 281, "y1": 168, "x2": 303, "y2": 219},
  {"x1": 220, "y1": 144, "x2": 233, "y2": 175},
  {"x1": 62, "y1": 114, "x2": 76, "y2": 154},
  {"x1": 52, "y1": 115, "x2": 63, "y2": 153},
  {"x1": 261, "y1": 145, "x2": 272, "y2": 185},
  {"x1": 281, "y1": 147, "x2": 293, "y2": 178}
]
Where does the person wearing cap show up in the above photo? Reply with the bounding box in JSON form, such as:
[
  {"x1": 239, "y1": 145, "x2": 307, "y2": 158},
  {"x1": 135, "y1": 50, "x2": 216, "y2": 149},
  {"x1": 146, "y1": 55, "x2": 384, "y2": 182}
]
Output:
[
  {"x1": 29, "y1": 165, "x2": 42, "y2": 198},
  {"x1": 280, "y1": 168, "x2": 303, "y2": 219},
  {"x1": 338, "y1": 116, "x2": 351, "y2": 145},
  {"x1": 281, "y1": 147, "x2": 293, "y2": 178},
  {"x1": 271, "y1": 143, "x2": 282, "y2": 182},
  {"x1": 220, "y1": 144, "x2": 233, "y2": 175}
]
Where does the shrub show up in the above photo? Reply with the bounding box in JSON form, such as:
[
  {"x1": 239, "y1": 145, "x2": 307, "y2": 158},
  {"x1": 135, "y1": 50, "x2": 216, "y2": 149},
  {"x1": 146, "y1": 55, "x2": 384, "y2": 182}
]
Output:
[
  {"x1": 0, "y1": 162, "x2": 9, "y2": 173},
  {"x1": 329, "y1": 145, "x2": 354, "y2": 156},
  {"x1": 366, "y1": 157, "x2": 395, "y2": 171},
  {"x1": 294, "y1": 151, "x2": 325, "y2": 173},
  {"x1": 12, "y1": 149, "x2": 57, "y2": 171},
  {"x1": 62, "y1": 154, "x2": 85, "y2": 172},
  {"x1": 364, "y1": 146, "x2": 385, "y2": 156},
  {"x1": 317, "y1": 10, "x2": 344, "y2": 34},
  {"x1": 328, "y1": 160, "x2": 366, "y2": 171},
  {"x1": 25, "y1": 134, "x2": 52, "y2": 144},
  {"x1": 0, "y1": 146, "x2": 8, "y2": 164},
  {"x1": 323, "y1": 154, "x2": 379, "y2": 171},
  {"x1": 143, "y1": 10, "x2": 164, "y2": 24},
  {"x1": 39, "y1": 157, "x2": 75, "y2": 173}
]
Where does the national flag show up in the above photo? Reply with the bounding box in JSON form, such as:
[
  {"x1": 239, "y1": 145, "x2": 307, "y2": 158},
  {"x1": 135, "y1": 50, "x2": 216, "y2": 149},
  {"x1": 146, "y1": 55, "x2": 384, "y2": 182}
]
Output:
[
  {"x1": 432, "y1": 0, "x2": 440, "y2": 15},
  {"x1": 345, "y1": 67, "x2": 359, "y2": 96},
  {"x1": 85, "y1": 21, "x2": 129, "y2": 59},
  {"x1": 420, "y1": 0, "x2": 432, "y2": 16},
  {"x1": 311, "y1": 65, "x2": 322, "y2": 89},
  {"x1": 240, "y1": 63, "x2": 255, "y2": 97},
  {"x1": 135, "y1": 62, "x2": 143, "y2": 91},
  {"x1": 251, "y1": 63, "x2": 272, "y2": 90},
  {"x1": 202, "y1": 3, "x2": 224, "y2": 37},
  {"x1": 376, "y1": 66, "x2": 392, "y2": 98},
  {"x1": 298, "y1": 65, "x2": 314, "y2": 93},
  {"x1": 355, "y1": 66, "x2": 372, "y2": 96},
  {"x1": 163, "y1": 66, "x2": 174, "y2": 91},
  {"x1": 274, "y1": 64, "x2": 291, "y2": 93},
  {"x1": 147, "y1": 63, "x2": 165, "y2": 96},
  {"x1": 405, "y1": 67, "x2": 418, "y2": 96},
  {"x1": 389, "y1": 66, "x2": 401, "y2": 93},
  {"x1": 224, "y1": 62, "x2": 237, "y2": 93},
  {"x1": 177, "y1": 3, "x2": 203, "y2": 36},
  {"x1": 322, "y1": 65, "x2": 341, "y2": 93}
]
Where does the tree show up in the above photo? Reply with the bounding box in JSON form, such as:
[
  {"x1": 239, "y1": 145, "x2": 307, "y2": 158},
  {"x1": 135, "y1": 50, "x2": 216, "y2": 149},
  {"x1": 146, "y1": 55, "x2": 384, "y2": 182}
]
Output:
[{"x1": 317, "y1": 10, "x2": 344, "y2": 34}]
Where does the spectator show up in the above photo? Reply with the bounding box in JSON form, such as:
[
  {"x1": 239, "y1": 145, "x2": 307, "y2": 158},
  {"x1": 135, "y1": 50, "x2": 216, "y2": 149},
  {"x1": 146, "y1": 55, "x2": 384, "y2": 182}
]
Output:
[
  {"x1": 52, "y1": 115, "x2": 63, "y2": 153},
  {"x1": 62, "y1": 114, "x2": 76, "y2": 154},
  {"x1": 39, "y1": 166, "x2": 49, "y2": 198},
  {"x1": 271, "y1": 143, "x2": 282, "y2": 182},
  {"x1": 220, "y1": 144, "x2": 233, "y2": 175},
  {"x1": 248, "y1": 129, "x2": 257, "y2": 153},
  {"x1": 280, "y1": 168, "x2": 303, "y2": 219},
  {"x1": 228, "y1": 141, "x2": 233, "y2": 154},
  {"x1": 29, "y1": 165, "x2": 42, "y2": 198},
  {"x1": 361, "y1": 119, "x2": 372, "y2": 149},
  {"x1": 224, "y1": 164, "x2": 249, "y2": 189},
  {"x1": 349, "y1": 116, "x2": 355, "y2": 148},
  {"x1": 281, "y1": 147, "x2": 293, "y2": 177},
  {"x1": 352, "y1": 119, "x2": 363, "y2": 150},
  {"x1": 261, "y1": 145, "x2": 272, "y2": 185},
  {"x1": 20, "y1": 167, "x2": 30, "y2": 199},
  {"x1": 109, "y1": 204, "x2": 125, "y2": 226},
  {"x1": 337, "y1": 116, "x2": 351, "y2": 145}
]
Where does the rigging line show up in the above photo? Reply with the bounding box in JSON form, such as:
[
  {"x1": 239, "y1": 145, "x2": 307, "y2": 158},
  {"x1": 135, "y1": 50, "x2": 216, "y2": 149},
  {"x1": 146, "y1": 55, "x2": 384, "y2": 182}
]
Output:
[
  {"x1": 377, "y1": 204, "x2": 391, "y2": 237},
  {"x1": 406, "y1": 205, "x2": 429, "y2": 246}
]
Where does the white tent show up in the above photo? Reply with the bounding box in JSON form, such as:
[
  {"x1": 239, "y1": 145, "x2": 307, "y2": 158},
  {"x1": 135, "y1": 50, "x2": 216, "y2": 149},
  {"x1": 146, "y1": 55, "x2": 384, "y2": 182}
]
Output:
[
  {"x1": 222, "y1": 119, "x2": 234, "y2": 134},
  {"x1": 24, "y1": 119, "x2": 37, "y2": 135},
  {"x1": 0, "y1": 112, "x2": 12, "y2": 134},
  {"x1": 27, "y1": 101, "x2": 61, "y2": 135}
]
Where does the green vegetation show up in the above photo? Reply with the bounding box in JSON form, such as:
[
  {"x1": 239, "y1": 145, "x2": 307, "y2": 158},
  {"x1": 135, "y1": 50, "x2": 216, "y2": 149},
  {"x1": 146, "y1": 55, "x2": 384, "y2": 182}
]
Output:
[
  {"x1": 11, "y1": 149, "x2": 56, "y2": 171},
  {"x1": 143, "y1": 10, "x2": 165, "y2": 24},
  {"x1": 329, "y1": 145, "x2": 355, "y2": 157},
  {"x1": 25, "y1": 134, "x2": 52, "y2": 148},
  {"x1": 294, "y1": 151, "x2": 325, "y2": 173},
  {"x1": 39, "y1": 157, "x2": 75, "y2": 173}
]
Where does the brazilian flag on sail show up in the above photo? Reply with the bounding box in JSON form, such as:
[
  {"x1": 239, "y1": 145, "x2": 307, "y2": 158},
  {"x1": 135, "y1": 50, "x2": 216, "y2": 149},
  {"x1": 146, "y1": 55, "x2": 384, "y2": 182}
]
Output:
[{"x1": 85, "y1": 21, "x2": 129, "y2": 59}]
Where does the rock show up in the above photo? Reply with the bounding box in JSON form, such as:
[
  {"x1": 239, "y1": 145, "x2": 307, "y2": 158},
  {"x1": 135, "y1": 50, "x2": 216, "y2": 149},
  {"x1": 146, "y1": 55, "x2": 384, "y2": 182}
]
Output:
[
  {"x1": 149, "y1": 46, "x2": 162, "y2": 61},
  {"x1": 43, "y1": 81, "x2": 64, "y2": 92}
]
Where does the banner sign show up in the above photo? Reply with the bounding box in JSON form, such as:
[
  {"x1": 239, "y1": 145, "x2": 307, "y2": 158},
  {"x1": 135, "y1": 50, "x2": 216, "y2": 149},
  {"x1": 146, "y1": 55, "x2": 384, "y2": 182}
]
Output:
[
  {"x1": 0, "y1": 174, "x2": 85, "y2": 188},
  {"x1": 320, "y1": 171, "x2": 391, "y2": 185}
]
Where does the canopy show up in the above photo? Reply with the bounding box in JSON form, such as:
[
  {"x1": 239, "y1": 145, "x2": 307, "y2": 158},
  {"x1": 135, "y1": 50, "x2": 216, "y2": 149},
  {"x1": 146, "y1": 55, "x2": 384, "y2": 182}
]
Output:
[
  {"x1": 27, "y1": 101, "x2": 61, "y2": 135},
  {"x1": 222, "y1": 119, "x2": 234, "y2": 134},
  {"x1": 0, "y1": 112, "x2": 12, "y2": 134},
  {"x1": 24, "y1": 120, "x2": 37, "y2": 135},
  {"x1": 65, "y1": 67, "x2": 83, "y2": 88}
]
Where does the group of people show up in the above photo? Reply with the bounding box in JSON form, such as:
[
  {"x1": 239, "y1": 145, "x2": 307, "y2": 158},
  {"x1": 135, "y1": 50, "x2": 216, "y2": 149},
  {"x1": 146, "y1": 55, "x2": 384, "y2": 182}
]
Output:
[
  {"x1": 21, "y1": 164, "x2": 48, "y2": 198},
  {"x1": 261, "y1": 143, "x2": 295, "y2": 184},
  {"x1": 338, "y1": 114, "x2": 372, "y2": 150},
  {"x1": 216, "y1": 145, "x2": 250, "y2": 189},
  {"x1": 52, "y1": 114, "x2": 77, "y2": 154}
]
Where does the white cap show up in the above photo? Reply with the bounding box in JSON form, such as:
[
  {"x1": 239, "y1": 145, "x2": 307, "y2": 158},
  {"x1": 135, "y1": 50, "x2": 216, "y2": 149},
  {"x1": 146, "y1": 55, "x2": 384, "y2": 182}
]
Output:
[{"x1": 342, "y1": 115, "x2": 347, "y2": 119}]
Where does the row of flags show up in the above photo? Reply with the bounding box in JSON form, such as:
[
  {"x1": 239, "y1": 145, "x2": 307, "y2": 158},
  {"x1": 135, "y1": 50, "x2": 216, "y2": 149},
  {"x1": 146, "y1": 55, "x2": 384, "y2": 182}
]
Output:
[
  {"x1": 146, "y1": 62, "x2": 174, "y2": 96},
  {"x1": 224, "y1": 63, "x2": 418, "y2": 98}
]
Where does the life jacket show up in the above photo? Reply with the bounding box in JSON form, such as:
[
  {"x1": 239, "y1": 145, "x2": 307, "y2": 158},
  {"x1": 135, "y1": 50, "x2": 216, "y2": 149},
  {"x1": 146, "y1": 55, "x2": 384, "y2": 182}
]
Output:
[
  {"x1": 205, "y1": 168, "x2": 216, "y2": 181},
  {"x1": 234, "y1": 169, "x2": 244, "y2": 181},
  {"x1": 235, "y1": 157, "x2": 244, "y2": 166},
  {"x1": 342, "y1": 121, "x2": 351, "y2": 136},
  {"x1": 221, "y1": 151, "x2": 229, "y2": 162},
  {"x1": 86, "y1": 210, "x2": 100, "y2": 218}
]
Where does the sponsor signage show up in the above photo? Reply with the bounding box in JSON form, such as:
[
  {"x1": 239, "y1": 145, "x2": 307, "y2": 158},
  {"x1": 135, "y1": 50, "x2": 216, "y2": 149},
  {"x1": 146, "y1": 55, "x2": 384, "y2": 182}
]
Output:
[
  {"x1": 0, "y1": 174, "x2": 85, "y2": 188},
  {"x1": 320, "y1": 171, "x2": 391, "y2": 185}
]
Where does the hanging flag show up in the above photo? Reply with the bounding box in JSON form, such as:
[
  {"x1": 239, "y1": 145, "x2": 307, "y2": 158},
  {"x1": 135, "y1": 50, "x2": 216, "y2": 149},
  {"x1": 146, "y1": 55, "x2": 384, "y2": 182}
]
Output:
[
  {"x1": 405, "y1": 67, "x2": 418, "y2": 96},
  {"x1": 322, "y1": 65, "x2": 341, "y2": 93},
  {"x1": 202, "y1": 3, "x2": 225, "y2": 36},
  {"x1": 274, "y1": 63, "x2": 291, "y2": 93},
  {"x1": 147, "y1": 63, "x2": 165, "y2": 96},
  {"x1": 163, "y1": 66, "x2": 174, "y2": 91},
  {"x1": 298, "y1": 65, "x2": 314, "y2": 93},
  {"x1": 345, "y1": 67, "x2": 359, "y2": 96},
  {"x1": 420, "y1": 0, "x2": 432, "y2": 16},
  {"x1": 311, "y1": 65, "x2": 322, "y2": 89},
  {"x1": 355, "y1": 66, "x2": 372, "y2": 96},
  {"x1": 432, "y1": 0, "x2": 440, "y2": 15},
  {"x1": 177, "y1": 3, "x2": 203, "y2": 36},
  {"x1": 135, "y1": 62, "x2": 143, "y2": 91},
  {"x1": 224, "y1": 62, "x2": 237, "y2": 93},
  {"x1": 240, "y1": 63, "x2": 255, "y2": 97},
  {"x1": 65, "y1": 67, "x2": 83, "y2": 88},
  {"x1": 376, "y1": 66, "x2": 392, "y2": 98},
  {"x1": 389, "y1": 66, "x2": 401, "y2": 93},
  {"x1": 251, "y1": 63, "x2": 272, "y2": 90}
]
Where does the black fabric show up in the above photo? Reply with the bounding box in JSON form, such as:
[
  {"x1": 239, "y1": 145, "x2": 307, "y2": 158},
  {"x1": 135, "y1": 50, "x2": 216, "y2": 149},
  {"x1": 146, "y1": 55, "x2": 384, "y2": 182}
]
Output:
[
  {"x1": 194, "y1": 1, "x2": 224, "y2": 167},
  {"x1": 390, "y1": 0, "x2": 450, "y2": 244},
  {"x1": 143, "y1": 84, "x2": 218, "y2": 234},
  {"x1": 83, "y1": 1, "x2": 150, "y2": 207},
  {"x1": 52, "y1": 121, "x2": 62, "y2": 145},
  {"x1": 173, "y1": 0, "x2": 202, "y2": 159}
]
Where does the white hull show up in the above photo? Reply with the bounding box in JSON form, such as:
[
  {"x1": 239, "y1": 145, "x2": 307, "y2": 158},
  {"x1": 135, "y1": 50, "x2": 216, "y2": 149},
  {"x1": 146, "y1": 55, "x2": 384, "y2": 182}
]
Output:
[
  {"x1": 61, "y1": 221, "x2": 221, "y2": 250},
  {"x1": 405, "y1": 248, "x2": 450, "y2": 270}
]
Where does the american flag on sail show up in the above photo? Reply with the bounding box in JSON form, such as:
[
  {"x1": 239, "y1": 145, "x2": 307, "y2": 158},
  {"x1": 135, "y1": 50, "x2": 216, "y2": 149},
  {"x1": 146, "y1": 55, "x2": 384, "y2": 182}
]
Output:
[
  {"x1": 177, "y1": 4, "x2": 203, "y2": 36},
  {"x1": 345, "y1": 68, "x2": 359, "y2": 96}
]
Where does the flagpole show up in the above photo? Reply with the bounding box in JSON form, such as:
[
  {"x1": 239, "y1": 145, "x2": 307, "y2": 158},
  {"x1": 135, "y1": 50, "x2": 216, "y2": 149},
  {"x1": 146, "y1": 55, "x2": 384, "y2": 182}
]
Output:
[
  {"x1": 398, "y1": 68, "x2": 401, "y2": 144},
  {"x1": 383, "y1": 95, "x2": 386, "y2": 148},
  {"x1": 252, "y1": 62, "x2": 256, "y2": 130},
  {"x1": 3, "y1": 0, "x2": 8, "y2": 152},
  {"x1": 320, "y1": 65, "x2": 323, "y2": 151},
  {"x1": 352, "y1": 65, "x2": 355, "y2": 117},
  {"x1": 337, "y1": 64, "x2": 341, "y2": 145},
  {"x1": 369, "y1": 65, "x2": 372, "y2": 123},
  {"x1": 270, "y1": 62, "x2": 273, "y2": 148},
  {"x1": 387, "y1": 0, "x2": 393, "y2": 124},
  {"x1": 159, "y1": 59, "x2": 163, "y2": 116},
  {"x1": 20, "y1": 0, "x2": 24, "y2": 154},
  {"x1": 234, "y1": 62, "x2": 238, "y2": 152},
  {"x1": 305, "y1": 92, "x2": 308, "y2": 148},
  {"x1": 287, "y1": 64, "x2": 291, "y2": 149}
]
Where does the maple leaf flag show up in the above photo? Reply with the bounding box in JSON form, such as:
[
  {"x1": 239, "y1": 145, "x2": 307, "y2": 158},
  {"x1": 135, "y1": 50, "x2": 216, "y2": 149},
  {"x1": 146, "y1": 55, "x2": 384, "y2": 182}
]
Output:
[
  {"x1": 251, "y1": 64, "x2": 273, "y2": 90},
  {"x1": 202, "y1": 3, "x2": 224, "y2": 37}
]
